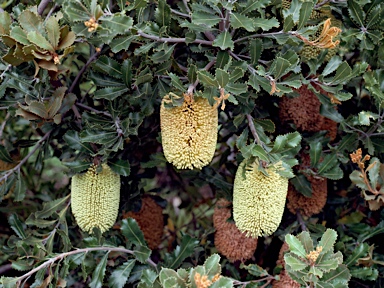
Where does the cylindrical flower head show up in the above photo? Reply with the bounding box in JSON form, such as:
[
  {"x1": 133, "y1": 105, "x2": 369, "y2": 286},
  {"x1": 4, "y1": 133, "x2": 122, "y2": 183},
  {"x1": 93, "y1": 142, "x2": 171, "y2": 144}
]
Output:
[
  {"x1": 71, "y1": 163, "x2": 120, "y2": 233},
  {"x1": 160, "y1": 94, "x2": 218, "y2": 169},
  {"x1": 125, "y1": 196, "x2": 164, "y2": 250},
  {"x1": 213, "y1": 199, "x2": 258, "y2": 262},
  {"x1": 233, "y1": 160, "x2": 288, "y2": 238}
]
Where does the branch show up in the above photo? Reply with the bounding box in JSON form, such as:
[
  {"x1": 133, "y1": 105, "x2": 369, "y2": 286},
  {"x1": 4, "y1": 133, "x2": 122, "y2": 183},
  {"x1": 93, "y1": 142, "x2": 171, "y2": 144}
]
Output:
[
  {"x1": 182, "y1": 0, "x2": 191, "y2": 14},
  {"x1": 170, "y1": 8, "x2": 190, "y2": 18},
  {"x1": 0, "y1": 112, "x2": 10, "y2": 139},
  {"x1": 246, "y1": 114, "x2": 262, "y2": 146},
  {"x1": 137, "y1": 30, "x2": 213, "y2": 46},
  {"x1": 296, "y1": 210, "x2": 308, "y2": 231},
  {"x1": 15, "y1": 246, "x2": 158, "y2": 285},
  {"x1": 37, "y1": 0, "x2": 52, "y2": 15},
  {"x1": 76, "y1": 103, "x2": 112, "y2": 118},
  {"x1": 0, "y1": 130, "x2": 52, "y2": 183}
]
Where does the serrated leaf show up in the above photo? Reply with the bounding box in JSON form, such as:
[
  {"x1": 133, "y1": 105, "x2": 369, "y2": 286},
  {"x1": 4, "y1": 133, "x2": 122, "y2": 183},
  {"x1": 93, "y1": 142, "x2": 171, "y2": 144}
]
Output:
[
  {"x1": 240, "y1": 263, "x2": 269, "y2": 277},
  {"x1": 347, "y1": 0, "x2": 366, "y2": 26},
  {"x1": 230, "y1": 13, "x2": 254, "y2": 32},
  {"x1": 249, "y1": 39, "x2": 263, "y2": 65},
  {"x1": 298, "y1": 231, "x2": 314, "y2": 254},
  {"x1": 89, "y1": 252, "x2": 109, "y2": 288},
  {"x1": 291, "y1": 175, "x2": 312, "y2": 197},
  {"x1": 25, "y1": 213, "x2": 56, "y2": 228},
  {"x1": 212, "y1": 31, "x2": 234, "y2": 51},
  {"x1": 121, "y1": 59, "x2": 133, "y2": 88},
  {"x1": 159, "y1": 268, "x2": 186, "y2": 286},
  {"x1": 321, "y1": 165, "x2": 343, "y2": 180},
  {"x1": 191, "y1": 11, "x2": 221, "y2": 27},
  {"x1": 0, "y1": 11, "x2": 11, "y2": 35},
  {"x1": 215, "y1": 69, "x2": 229, "y2": 87},
  {"x1": 309, "y1": 142, "x2": 322, "y2": 167},
  {"x1": 345, "y1": 243, "x2": 369, "y2": 267},
  {"x1": 102, "y1": 14, "x2": 133, "y2": 35},
  {"x1": 27, "y1": 31, "x2": 54, "y2": 52},
  {"x1": 298, "y1": 1, "x2": 314, "y2": 30},
  {"x1": 328, "y1": 62, "x2": 352, "y2": 85},
  {"x1": 0, "y1": 146, "x2": 13, "y2": 163},
  {"x1": 63, "y1": 130, "x2": 94, "y2": 154},
  {"x1": 216, "y1": 51, "x2": 229, "y2": 69},
  {"x1": 270, "y1": 57, "x2": 291, "y2": 79},
  {"x1": 358, "y1": 221, "x2": 384, "y2": 242},
  {"x1": 204, "y1": 254, "x2": 221, "y2": 277},
  {"x1": 229, "y1": 67, "x2": 244, "y2": 83},
  {"x1": 316, "y1": 258, "x2": 341, "y2": 273},
  {"x1": 317, "y1": 154, "x2": 339, "y2": 175},
  {"x1": 225, "y1": 82, "x2": 247, "y2": 95},
  {"x1": 284, "y1": 255, "x2": 308, "y2": 271},
  {"x1": 318, "y1": 229, "x2": 337, "y2": 254},
  {"x1": 209, "y1": 277, "x2": 233, "y2": 288},
  {"x1": 47, "y1": 86, "x2": 66, "y2": 118},
  {"x1": 168, "y1": 73, "x2": 185, "y2": 91},
  {"x1": 322, "y1": 264, "x2": 351, "y2": 285},
  {"x1": 322, "y1": 56, "x2": 343, "y2": 77},
  {"x1": 133, "y1": 245, "x2": 152, "y2": 263},
  {"x1": 350, "y1": 266, "x2": 378, "y2": 281},
  {"x1": 93, "y1": 56, "x2": 122, "y2": 79},
  {"x1": 165, "y1": 234, "x2": 199, "y2": 269},
  {"x1": 94, "y1": 86, "x2": 129, "y2": 100},
  {"x1": 365, "y1": 5, "x2": 381, "y2": 29},
  {"x1": 197, "y1": 70, "x2": 219, "y2": 87},
  {"x1": 10, "y1": 26, "x2": 29, "y2": 45},
  {"x1": 285, "y1": 234, "x2": 307, "y2": 258},
  {"x1": 151, "y1": 44, "x2": 175, "y2": 63},
  {"x1": 8, "y1": 214, "x2": 26, "y2": 239},
  {"x1": 46, "y1": 17, "x2": 60, "y2": 48},
  {"x1": 108, "y1": 159, "x2": 130, "y2": 177},
  {"x1": 110, "y1": 35, "x2": 135, "y2": 53},
  {"x1": 253, "y1": 17, "x2": 279, "y2": 31},
  {"x1": 18, "y1": 10, "x2": 43, "y2": 34},
  {"x1": 121, "y1": 218, "x2": 147, "y2": 246},
  {"x1": 155, "y1": 0, "x2": 171, "y2": 28},
  {"x1": 35, "y1": 194, "x2": 70, "y2": 219}
]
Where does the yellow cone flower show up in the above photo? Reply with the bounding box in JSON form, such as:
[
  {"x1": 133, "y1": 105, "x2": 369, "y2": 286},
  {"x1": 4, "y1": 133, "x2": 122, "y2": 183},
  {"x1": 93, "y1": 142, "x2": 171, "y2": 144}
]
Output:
[
  {"x1": 71, "y1": 163, "x2": 120, "y2": 233},
  {"x1": 160, "y1": 94, "x2": 218, "y2": 169},
  {"x1": 233, "y1": 160, "x2": 288, "y2": 238}
]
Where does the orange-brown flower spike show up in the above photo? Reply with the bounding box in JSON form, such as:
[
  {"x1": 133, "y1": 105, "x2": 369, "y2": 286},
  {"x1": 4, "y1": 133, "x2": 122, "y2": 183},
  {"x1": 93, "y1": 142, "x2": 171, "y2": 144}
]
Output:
[
  {"x1": 160, "y1": 94, "x2": 218, "y2": 169},
  {"x1": 125, "y1": 196, "x2": 164, "y2": 250},
  {"x1": 213, "y1": 199, "x2": 258, "y2": 262},
  {"x1": 71, "y1": 164, "x2": 120, "y2": 233}
]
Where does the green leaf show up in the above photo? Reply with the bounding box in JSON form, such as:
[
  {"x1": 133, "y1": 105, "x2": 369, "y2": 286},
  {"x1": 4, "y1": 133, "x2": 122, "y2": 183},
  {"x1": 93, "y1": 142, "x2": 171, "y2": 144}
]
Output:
[
  {"x1": 0, "y1": 11, "x2": 11, "y2": 35},
  {"x1": 168, "y1": 73, "x2": 185, "y2": 91},
  {"x1": 13, "y1": 174, "x2": 26, "y2": 202},
  {"x1": 108, "y1": 260, "x2": 136, "y2": 288},
  {"x1": 165, "y1": 234, "x2": 199, "y2": 269},
  {"x1": 350, "y1": 267, "x2": 378, "y2": 281},
  {"x1": 197, "y1": 70, "x2": 218, "y2": 87},
  {"x1": 358, "y1": 110, "x2": 376, "y2": 126},
  {"x1": 347, "y1": 0, "x2": 366, "y2": 26},
  {"x1": 89, "y1": 252, "x2": 109, "y2": 288},
  {"x1": 230, "y1": 13, "x2": 254, "y2": 32},
  {"x1": 316, "y1": 258, "x2": 341, "y2": 273},
  {"x1": 0, "y1": 276, "x2": 19, "y2": 288},
  {"x1": 94, "y1": 86, "x2": 129, "y2": 100},
  {"x1": 216, "y1": 51, "x2": 229, "y2": 69},
  {"x1": 249, "y1": 39, "x2": 263, "y2": 65},
  {"x1": 122, "y1": 59, "x2": 133, "y2": 88},
  {"x1": 8, "y1": 214, "x2": 26, "y2": 239},
  {"x1": 133, "y1": 245, "x2": 152, "y2": 263},
  {"x1": 322, "y1": 56, "x2": 343, "y2": 77},
  {"x1": 10, "y1": 26, "x2": 29, "y2": 45},
  {"x1": 121, "y1": 218, "x2": 147, "y2": 247},
  {"x1": 63, "y1": 130, "x2": 94, "y2": 154},
  {"x1": 18, "y1": 10, "x2": 43, "y2": 34},
  {"x1": 159, "y1": 268, "x2": 186, "y2": 287},
  {"x1": 328, "y1": 62, "x2": 352, "y2": 85},
  {"x1": 93, "y1": 56, "x2": 122, "y2": 79},
  {"x1": 285, "y1": 234, "x2": 307, "y2": 258},
  {"x1": 155, "y1": 0, "x2": 171, "y2": 28},
  {"x1": 209, "y1": 277, "x2": 233, "y2": 288},
  {"x1": 358, "y1": 221, "x2": 384, "y2": 242},
  {"x1": 253, "y1": 17, "x2": 279, "y2": 31},
  {"x1": 108, "y1": 159, "x2": 130, "y2": 177},
  {"x1": 151, "y1": 44, "x2": 175, "y2": 63},
  {"x1": 252, "y1": 144, "x2": 269, "y2": 162},
  {"x1": 240, "y1": 263, "x2": 269, "y2": 277},
  {"x1": 291, "y1": 175, "x2": 312, "y2": 197},
  {"x1": 270, "y1": 57, "x2": 291, "y2": 79},
  {"x1": 309, "y1": 142, "x2": 322, "y2": 167},
  {"x1": 110, "y1": 35, "x2": 135, "y2": 53},
  {"x1": 27, "y1": 31, "x2": 53, "y2": 52},
  {"x1": 229, "y1": 67, "x2": 245, "y2": 83},
  {"x1": 345, "y1": 243, "x2": 369, "y2": 267},
  {"x1": 25, "y1": 213, "x2": 56, "y2": 228},
  {"x1": 102, "y1": 14, "x2": 133, "y2": 35},
  {"x1": 298, "y1": 1, "x2": 314, "y2": 30},
  {"x1": 284, "y1": 255, "x2": 308, "y2": 271},
  {"x1": 318, "y1": 229, "x2": 337, "y2": 254},
  {"x1": 317, "y1": 153, "x2": 339, "y2": 175},
  {"x1": 321, "y1": 165, "x2": 343, "y2": 180},
  {"x1": 215, "y1": 69, "x2": 229, "y2": 88},
  {"x1": 35, "y1": 194, "x2": 70, "y2": 219},
  {"x1": 204, "y1": 254, "x2": 221, "y2": 277},
  {"x1": 212, "y1": 31, "x2": 234, "y2": 51},
  {"x1": 0, "y1": 146, "x2": 13, "y2": 163},
  {"x1": 46, "y1": 17, "x2": 60, "y2": 48},
  {"x1": 297, "y1": 231, "x2": 314, "y2": 254},
  {"x1": 191, "y1": 11, "x2": 221, "y2": 27},
  {"x1": 322, "y1": 264, "x2": 351, "y2": 285}
]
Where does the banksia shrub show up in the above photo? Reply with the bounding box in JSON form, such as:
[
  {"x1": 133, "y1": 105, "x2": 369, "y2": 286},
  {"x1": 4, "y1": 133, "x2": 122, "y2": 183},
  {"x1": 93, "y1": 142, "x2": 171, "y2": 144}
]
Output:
[
  {"x1": 233, "y1": 160, "x2": 288, "y2": 238},
  {"x1": 213, "y1": 199, "x2": 258, "y2": 262},
  {"x1": 125, "y1": 196, "x2": 164, "y2": 250},
  {"x1": 71, "y1": 163, "x2": 120, "y2": 233},
  {"x1": 160, "y1": 93, "x2": 218, "y2": 169}
]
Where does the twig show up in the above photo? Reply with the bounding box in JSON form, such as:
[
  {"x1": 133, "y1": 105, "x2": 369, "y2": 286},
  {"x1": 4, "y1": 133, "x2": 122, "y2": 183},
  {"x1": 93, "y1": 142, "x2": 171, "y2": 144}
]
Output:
[
  {"x1": 246, "y1": 114, "x2": 262, "y2": 146},
  {"x1": 187, "y1": 59, "x2": 216, "y2": 94},
  {"x1": 182, "y1": 0, "x2": 191, "y2": 14},
  {"x1": 37, "y1": 0, "x2": 52, "y2": 15},
  {"x1": 0, "y1": 112, "x2": 10, "y2": 140},
  {"x1": 45, "y1": 4, "x2": 59, "y2": 20},
  {"x1": 233, "y1": 275, "x2": 275, "y2": 286},
  {"x1": 296, "y1": 210, "x2": 308, "y2": 231},
  {"x1": 76, "y1": 103, "x2": 112, "y2": 118},
  {"x1": 0, "y1": 131, "x2": 51, "y2": 184},
  {"x1": 170, "y1": 8, "x2": 190, "y2": 18},
  {"x1": 15, "y1": 246, "x2": 158, "y2": 285},
  {"x1": 137, "y1": 30, "x2": 213, "y2": 46}
]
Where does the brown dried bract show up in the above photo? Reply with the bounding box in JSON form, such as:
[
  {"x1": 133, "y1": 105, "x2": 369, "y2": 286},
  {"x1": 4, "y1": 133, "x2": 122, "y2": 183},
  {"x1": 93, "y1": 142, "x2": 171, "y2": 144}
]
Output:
[
  {"x1": 213, "y1": 199, "x2": 258, "y2": 262},
  {"x1": 125, "y1": 196, "x2": 164, "y2": 250}
]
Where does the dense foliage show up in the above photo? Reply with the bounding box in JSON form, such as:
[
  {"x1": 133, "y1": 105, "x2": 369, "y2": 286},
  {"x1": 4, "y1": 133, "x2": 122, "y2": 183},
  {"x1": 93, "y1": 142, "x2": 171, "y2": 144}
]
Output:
[{"x1": 0, "y1": 0, "x2": 384, "y2": 287}]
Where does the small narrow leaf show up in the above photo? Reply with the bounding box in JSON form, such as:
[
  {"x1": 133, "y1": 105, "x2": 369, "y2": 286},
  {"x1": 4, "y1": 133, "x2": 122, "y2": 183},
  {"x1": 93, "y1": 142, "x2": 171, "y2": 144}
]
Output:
[
  {"x1": 35, "y1": 194, "x2": 70, "y2": 219},
  {"x1": 318, "y1": 228, "x2": 337, "y2": 254},
  {"x1": 8, "y1": 214, "x2": 26, "y2": 239},
  {"x1": 212, "y1": 31, "x2": 234, "y2": 51},
  {"x1": 121, "y1": 218, "x2": 147, "y2": 247},
  {"x1": 249, "y1": 39, "x2": 263, "y2": 65},
  {"x1": 165, "y1": 234, "x2": 199, "y2": 269},
  {"x1": 89, "y1": 252, "x2": 109, "y2": 288},
  {"x1": 215, "y1": 68, "x2": 229, "y2": 87}
]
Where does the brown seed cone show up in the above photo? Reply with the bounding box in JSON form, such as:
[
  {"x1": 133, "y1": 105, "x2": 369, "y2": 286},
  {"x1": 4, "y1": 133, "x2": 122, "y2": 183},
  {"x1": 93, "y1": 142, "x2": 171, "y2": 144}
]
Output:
[
  {"x1": 125, "y1": 196, "x2": 164, "y2": 250},
  {"x1": 213, "y1": 199, "x2": 258, "y2": 263},
  {"x1": 320, "y1": 117, "x2": 338, "y2": 141},
  {"x1": 276, "y1": 242, "x2": 290, "y2": 268},
  {"x1": 272, "y1": 270, "x2": 300, "y2": 288}
]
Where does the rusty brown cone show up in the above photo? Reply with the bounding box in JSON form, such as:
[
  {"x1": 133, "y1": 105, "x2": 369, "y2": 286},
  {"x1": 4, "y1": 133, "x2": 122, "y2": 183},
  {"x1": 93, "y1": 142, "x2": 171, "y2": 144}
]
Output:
[
  {"x1": 279, "y1": 85, "x2": 337, "y2": 141},
  {"x1": 213, "y1": 199, "x2": 258, "y2": 263},
  {"x1": 272, "y1": 242, "x2": 300, "y2": 288},
  {"x1": 125, "y1": 196, "x2": 164, "y2": 250}
]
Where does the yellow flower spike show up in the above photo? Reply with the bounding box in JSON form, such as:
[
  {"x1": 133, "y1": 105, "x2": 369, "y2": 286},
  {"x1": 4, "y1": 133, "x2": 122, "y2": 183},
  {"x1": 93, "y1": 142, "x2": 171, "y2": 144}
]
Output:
[
  {"x1": 233, "y1": 160, "x2": 288, "y2": 238},
  {"x1": 71, "y1": 163, "x2": 120, "y2": 233},
  {"x1": 160, "y1": 93, "x2": 218, "y2": 169},
  {"x1": 306, "y1": 18, "x2": 342, "y2": 49}
]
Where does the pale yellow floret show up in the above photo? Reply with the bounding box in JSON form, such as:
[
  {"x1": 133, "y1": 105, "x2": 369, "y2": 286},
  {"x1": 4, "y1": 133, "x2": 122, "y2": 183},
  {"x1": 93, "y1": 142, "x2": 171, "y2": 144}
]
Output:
[
  {"x1": 71, "y1": 163, "x2": 120, "y2": 233},
  {"x1": 160, "y1": 94, "x2": 218, "y2": 169},
  {"x1": 233, "y1": 160, "x2": 288, "y2": 238}
]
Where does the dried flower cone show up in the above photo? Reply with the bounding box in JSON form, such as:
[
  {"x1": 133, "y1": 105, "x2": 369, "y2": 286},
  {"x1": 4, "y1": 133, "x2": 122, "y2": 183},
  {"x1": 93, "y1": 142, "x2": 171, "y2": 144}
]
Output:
[
  {"x1": 160, "y1": 94, "x2": 218, "y2": 169},
  {"x1": 279, "y1": 85, "x2": 337, "y2": 140},
  {"x1": 213, "y1": 199, "x2": 258, "y2": 262},
  {"x1": 287, "y1": 154, "x2": 328, "y2": 217},
  {"x1": 233, "y1": 160, "x2": 288, "y2": 237},
  {"x1": 71, "y1": 163, "x2": 120, "y2": 233},
  {"x1": 125, "y1": 196, "x2": 164, "y2": 250},
  {"x1": 276, "y1": 242, "x2": 290, "y2": 268}
]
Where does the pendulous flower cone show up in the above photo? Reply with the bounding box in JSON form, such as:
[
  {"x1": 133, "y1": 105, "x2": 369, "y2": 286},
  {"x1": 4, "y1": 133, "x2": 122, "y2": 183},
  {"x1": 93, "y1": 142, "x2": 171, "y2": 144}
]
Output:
[
  {"x1": 160, "y1": 94, "x2": 218, "y2": 169},
  {"x1": 125, "y1": 196, "x2": 164, "y2": 250},
  {"x1": 71, "y1": 163, "x2": 120, "y2": 233},
  {"x1": 287, "y1": 153, "x2": 328, "y2": 217},
  {"x1": 233, "y1": 160, "x2": 288, "y2": 238},
  {"x1": 213, "y1": 199, "x2": 258, "y2": 262}
]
